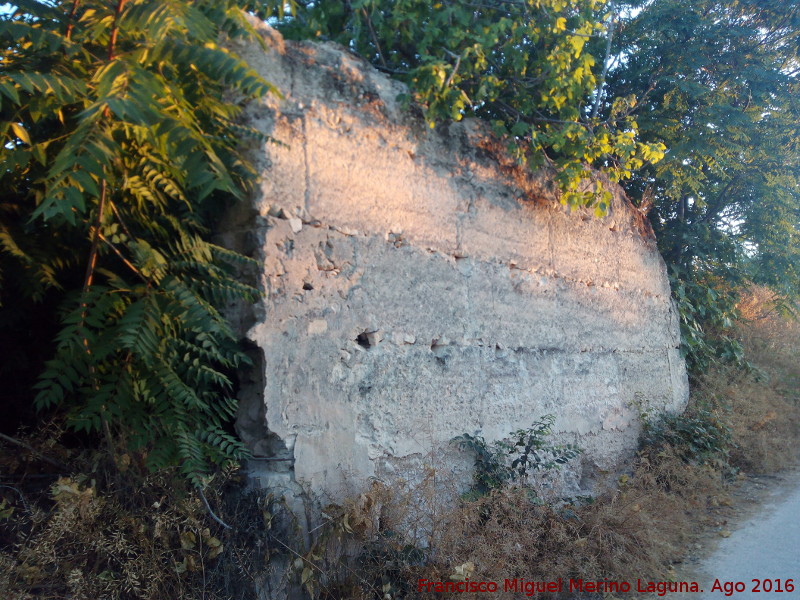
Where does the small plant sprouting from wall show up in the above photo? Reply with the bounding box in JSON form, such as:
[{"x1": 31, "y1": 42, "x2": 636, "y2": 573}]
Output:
[{"x1": 452, "y1": 415, "x2": 582, "y2": 497}]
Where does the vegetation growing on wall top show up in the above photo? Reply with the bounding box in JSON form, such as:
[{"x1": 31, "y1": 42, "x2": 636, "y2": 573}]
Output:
[{"x1": 279, "y1": 0, "x2": 667, "y2": 214}]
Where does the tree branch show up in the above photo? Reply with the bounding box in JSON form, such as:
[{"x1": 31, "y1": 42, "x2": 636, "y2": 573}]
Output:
[
  {"x1": 0, "y1": 433, "x2": 69, "y2": 470},
  {"x1": 592, "y1": 7, "x2": 616, "y2": 120},
  {"x1": 65, "y1": 0, "x2": 82, "y2": 40},
  {"x1": 198, "y1": 487, "x2": 232, "y2": 530},
  {"x1": 82, "y1": 179, "x2": 107, "y2": 296},
  {"x1": 361, "y1": 8, "x2": 387, "y2": 70},
  {"x1": 98, "y1": 232, "x2": 149, "y2": 283},
  {"x1": 108, "y1": 0, "x2": 127, "y2": 61}
]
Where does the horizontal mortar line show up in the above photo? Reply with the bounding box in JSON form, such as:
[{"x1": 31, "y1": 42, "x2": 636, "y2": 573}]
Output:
[
  {"x1": 301, "y1": 222, "x2": 670, "y2": 302},
  {"x1": 362, "y1": 343, "x2": 677, "y2": 355}
]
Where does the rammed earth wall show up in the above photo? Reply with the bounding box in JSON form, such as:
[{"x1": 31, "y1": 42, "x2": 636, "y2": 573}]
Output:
[{"x1": 225, "y1": 19, "x2": 689, "y2": 505}]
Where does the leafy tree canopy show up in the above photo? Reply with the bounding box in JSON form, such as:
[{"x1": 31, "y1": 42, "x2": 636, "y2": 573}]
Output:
[
  {"x1": 606, "y1": 0, "x2": 800, "y2": 369},
  {"x1": 0, "y1": 0, "x2": 283, "y2": 484},
  {"x1": 280, "y1": 0, "x2": 666, "y2": 213}
]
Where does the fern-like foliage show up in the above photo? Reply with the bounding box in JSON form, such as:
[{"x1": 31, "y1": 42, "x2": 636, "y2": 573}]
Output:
[{"x1": 0, "y1": 0, "x2": 285, "y2": 485}]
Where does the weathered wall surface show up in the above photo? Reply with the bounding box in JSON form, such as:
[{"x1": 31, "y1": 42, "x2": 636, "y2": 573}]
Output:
[{"x1": 228, "y1": 20, "x2": 689, "y2": 503}]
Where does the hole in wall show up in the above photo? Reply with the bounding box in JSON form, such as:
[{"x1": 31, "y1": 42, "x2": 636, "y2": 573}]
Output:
[
  {"x1": 303, "y1": 282, "x2": 314, "y2": 290},
  {"x1": 356, "y1": 331, "x2": 372, "y2": 349},
  {"x1": 430, "y1": 338, "x2": 451, "y2": 366}
]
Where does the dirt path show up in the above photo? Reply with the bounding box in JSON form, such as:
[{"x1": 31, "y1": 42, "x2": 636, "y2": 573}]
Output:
[{"x1": 666, "y1": 467, "x2": 800, "y2": 599}]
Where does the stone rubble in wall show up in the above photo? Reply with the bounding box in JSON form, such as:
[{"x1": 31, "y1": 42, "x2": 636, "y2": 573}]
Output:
[{"x1": 264, "y1": 210, "x2": 667, "y2": 302}]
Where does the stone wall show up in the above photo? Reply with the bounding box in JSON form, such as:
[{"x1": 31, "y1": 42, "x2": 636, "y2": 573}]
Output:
[{"x1": 226, "y1": 19, "x2": 689, "y2": 506}]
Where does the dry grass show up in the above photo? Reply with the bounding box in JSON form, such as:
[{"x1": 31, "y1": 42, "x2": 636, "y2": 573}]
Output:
[
  {"x1": 0, "y1": 435, "x2": 272, "y2": 600},
  {"x1": 311, "y1": 447, "x2": 726, "y2": 600},
  {"x1": 698, "y1": 286, "x2": 800, "y2": 473},
  {"x1": 698, "y1": 367, "x2": 800, "y2": 473}
]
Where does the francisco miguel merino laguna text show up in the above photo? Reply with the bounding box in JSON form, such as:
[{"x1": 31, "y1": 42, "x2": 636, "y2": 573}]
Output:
[{"x1": 417, "y1": 577, "x2": 702, "y2": 596}]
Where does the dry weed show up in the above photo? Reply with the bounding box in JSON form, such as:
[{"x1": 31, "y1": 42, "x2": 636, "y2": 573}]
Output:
[
  {"x1": 428, "y1": 448, "x2": 725, "y2": 599},
  {"x1": 697, "y1": 286, "x2": 800, "y2": 472},
  {"x1": 736, "y1": 285, "x2": 800, "y2": 395},
  {"x1": 0, "y1": 433, "x2": 271, "y2": 600},
  {"x1": 696, "y1": 367, "x2": 800, "y2": 473},
  {"x1": 295, "y1": 442, "x2": 729, "y2": 599}
]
